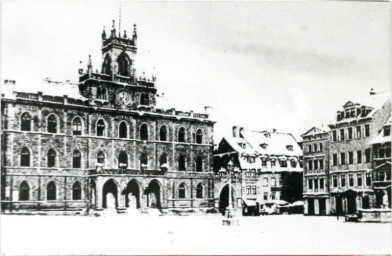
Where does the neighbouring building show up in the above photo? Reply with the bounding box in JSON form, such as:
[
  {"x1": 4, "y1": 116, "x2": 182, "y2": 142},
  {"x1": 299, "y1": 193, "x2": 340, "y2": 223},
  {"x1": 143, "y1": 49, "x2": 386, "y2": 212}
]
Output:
[
  {"x1": 301, "y1": 127, "x2": 330, "y2": 215},
  {"x1": 1, "y1": 20, "x2": 215, "y2": 214},
  {"x1": 213, "y1": 126, "x2": 303, "y2": 215},
  {"x1": 328, "y1": 91, "x2": 390, "y2": 215},
  {"x1": 371, "y1": 116, "x2": 391, "y2": 208}
]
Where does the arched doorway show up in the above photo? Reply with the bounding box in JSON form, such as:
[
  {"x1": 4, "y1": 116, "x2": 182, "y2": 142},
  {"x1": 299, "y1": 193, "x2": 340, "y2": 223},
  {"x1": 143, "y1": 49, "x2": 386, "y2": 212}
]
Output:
[
  {"x1": 125, "y1": 180, "x2": 141, "y2": 209},
  {"x1": 90, "y1": 179, "x2": 96, "y2": 209},
  {"x1": 219, "y1": 184, "x2": 236, "y2": 215},
  {"x1": 102, "y1": 179, "x2": 118, "y2": 209},
  {"x1": 145, "y1": 180, "x2": 161, "y2": 208}
]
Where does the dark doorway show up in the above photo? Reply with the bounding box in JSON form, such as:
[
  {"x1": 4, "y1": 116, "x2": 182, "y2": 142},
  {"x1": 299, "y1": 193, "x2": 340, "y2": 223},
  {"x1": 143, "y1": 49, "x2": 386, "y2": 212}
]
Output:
[
  {"x1": 346, "y1": 191, "x2": 357, "y2": 214},
  {"x1": 319, "y1": 198, "x2": 326, "y2": 215},
  {"x1": 125, "y1": 180, "x2": 141, "y2": 209},
  {"x1": 307, "y1": 199, "x2": 315, "y2": 215},
  {"x1": 102, "y1": 179, "x2": 118, "y2": 209},
  {"x1": 336, "y1": 196, "x2": 343, "y2": 216},
  {"x1": 145, "y1": 180, "x2": 161, "y2": 208},
  {"x1": 218, "y1": 184, "x2": 235, "y2": 215}
]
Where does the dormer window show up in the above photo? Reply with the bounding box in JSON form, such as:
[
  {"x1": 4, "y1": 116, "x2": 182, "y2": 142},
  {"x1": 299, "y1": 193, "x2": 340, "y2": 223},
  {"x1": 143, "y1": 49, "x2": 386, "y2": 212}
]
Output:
[
  {"x1": 238, "y1": 143, "x2": 246, "y2": 149},
  {"x1": 286, "y1": 145, "x2": 293, "y2": 151},
  {"x1": 264, "y1": 133, "x2": 271, "y2": 138},
  {"x1": 260, "y1": 143, "x2": 268, "y2": 149},
  {"x1": 384, "y1": 126, "x2": 390, "y2": 137}
]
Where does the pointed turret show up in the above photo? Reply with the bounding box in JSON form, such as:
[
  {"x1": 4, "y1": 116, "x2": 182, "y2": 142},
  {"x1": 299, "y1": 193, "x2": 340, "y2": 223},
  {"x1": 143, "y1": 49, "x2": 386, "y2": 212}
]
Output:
[
  {"x1": 102, "y1": 26, "x2": 107, "y2": 40},
  {"x1": 87, "y1": 54, "x2": 93, "y2": 77},
  {"x1": 123, "y1": 30, "x2": 127, "y2": 39},
  {"x1": 132, "y1": 24, "x2": 137, "y2": 44},
  {"x1": 110, "y1": 20, "x2": 116, "y2": 38}
]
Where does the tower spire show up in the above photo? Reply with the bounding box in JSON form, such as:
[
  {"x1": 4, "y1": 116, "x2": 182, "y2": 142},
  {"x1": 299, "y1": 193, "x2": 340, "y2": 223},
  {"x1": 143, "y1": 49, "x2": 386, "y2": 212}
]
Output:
[{"x1": 118, "y1": 3, "x2": 122, "y2": 38}]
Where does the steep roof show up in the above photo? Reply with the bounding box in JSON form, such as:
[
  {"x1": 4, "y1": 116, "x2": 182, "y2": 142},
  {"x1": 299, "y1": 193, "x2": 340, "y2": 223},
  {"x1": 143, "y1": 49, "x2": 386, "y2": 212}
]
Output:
[
  {"x1": 301, "y1": 126, "x2": 329, "y2": 137},
  {"x1": 372, "y1": 115, "x2": 391, "y2": 144}
]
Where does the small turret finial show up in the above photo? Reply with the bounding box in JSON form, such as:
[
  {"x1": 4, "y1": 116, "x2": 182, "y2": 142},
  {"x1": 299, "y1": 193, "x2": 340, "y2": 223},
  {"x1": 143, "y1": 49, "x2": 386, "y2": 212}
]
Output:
[
  {"x1": 123, "y1": 30, "x2": 127, "y2": 38},
  {"x1": 133, "y1": 24, "x2": 137, "y2": 43},
  {"x1": 87, "y1": 54, "x2": 93, "y2": 77},
  {"x1": 111, "y1": 20, "x2": 116, "y2": 38}
]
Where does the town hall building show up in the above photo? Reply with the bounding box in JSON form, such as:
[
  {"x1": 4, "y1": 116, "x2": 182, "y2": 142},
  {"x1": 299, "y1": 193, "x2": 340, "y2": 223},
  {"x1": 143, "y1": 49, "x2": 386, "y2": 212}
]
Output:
[{"x1": 1, "y1": 20, "x2": 215, "y2": 214}]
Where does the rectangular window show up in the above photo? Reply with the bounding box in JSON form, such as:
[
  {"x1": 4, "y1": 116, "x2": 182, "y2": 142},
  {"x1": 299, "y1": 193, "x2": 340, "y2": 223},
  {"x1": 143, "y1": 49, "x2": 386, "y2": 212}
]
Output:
[
  {"x1": 348, "y1": 127, "x2": 353, "y2": 140},
  {"x1": 314, "y1": 179, "x2": 318, "y2": 190},
  {"x1": 314, "y1": 144, "x2": 318, "y2": 152},
  {"x1": 365, "y1": 148, "x2": 371, "y2": 163},
  {"x1": 308, "y1": 160, "x2": 313, "y2": 170},
  {"x1": 341, "y1": 175, "x2": 346, "y2": 187},
  {"x1": 357, "y1": 174, "x2": 362, "y2": 186},
  {"x1": 366, "y1": 173, "x2": 371, "y2": 186},
  {"x1": 263, "y1": 178, "x2": 268, "y2": 187},
  {"x1": 262, "y1": 160, "x2": 267, "y2": 167},
  {"x1": 348, "y1": 152, "x2": 353, "y2": 165},
  {"x1": 340, "y1": 129, "x2": 345, "y2": 141},
  {"x1": 271, "y1": 160, "x2": 276, "y2": 167},
  {"x1": 364, "y1": 124, "x2": 370, "y2": 137},
  {"x1": 357, "y1": 151, "x2": 362, "y2": 163},
  {"x1": 307, "y1": 145, "x2": 312, "y2": 153},
  {"x1": 252, "y1": 186, "x2": 257, "y2": 195},
  {"x1": 271, "y1": 192, "x2": 276, "y2": 200},
  {"x1": 333, "y1": 154, "x2": 338, "y2": 166},
  {"x1": 340, "y1": 152, "x2": 346, "y2": 165},
  {"x1": 379, "y1": 147, "x2": 385, "y2": 158},
  {"x1": 333, "y1": 175, "x2": 338, "y2": 187},
  {"x1": 386, "y1": 146, "x2": 391, "y2": 158},
  {"x1": 319, "y1": 143, "x2": 323, "y2": 152},
  {"x1": 356, "y1": 126, "x2": 361, "y2": 139},
  {"x1": 271, "y1": 178, "x2": 276, "y2": 187},
  {"x1": 314, "y1": 160, "x2": 318, "y2": 169},
  {"x1": 349, "y1": 174, "x2": 354, "y2": 187},
  {"x1": 246, "y1": 186, "x2": 251, "y2": 195},
  {"x1": 280, "y1": 160, "x2": 287, "y2": 167},
  {"x1": 332, "y1": 131, "x2": 337, "y2": 142},
  {"x1": 263, "y1": 192, "x2": 268, "y2": 200},
  {"x1": 319, "y1": 159, "x2": 324, "y2": 169},
  {"x1": 320, "y1": 179, "x2": 324, "y2": 190},
  {"x1": 308, "y1": 179, "x2": 313, "y2": 190}
]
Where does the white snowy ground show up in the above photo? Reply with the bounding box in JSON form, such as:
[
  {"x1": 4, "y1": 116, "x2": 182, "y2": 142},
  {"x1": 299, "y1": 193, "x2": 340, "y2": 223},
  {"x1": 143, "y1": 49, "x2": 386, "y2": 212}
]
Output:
[{"x1": 1, "y1": 213, "x2": 391, "y2": 255}]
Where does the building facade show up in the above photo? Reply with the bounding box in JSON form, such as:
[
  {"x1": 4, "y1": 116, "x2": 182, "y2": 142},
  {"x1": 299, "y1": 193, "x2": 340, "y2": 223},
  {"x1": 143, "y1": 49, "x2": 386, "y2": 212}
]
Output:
[
  {"x1": 214, "y1": 126, "x2": 303, "y2": 215},
  {"x1": 327, "y1": 92, "x2": 390, "y2": 215},
  {"x1": 371, "y1": 116, "x2": 391, "y2": 209},
  {"x1": 1, "y1": 21, "x2": 215, "y2": 214},
  {"x1": 301, "y1": 127, "x2": 330, "y2": 215}
]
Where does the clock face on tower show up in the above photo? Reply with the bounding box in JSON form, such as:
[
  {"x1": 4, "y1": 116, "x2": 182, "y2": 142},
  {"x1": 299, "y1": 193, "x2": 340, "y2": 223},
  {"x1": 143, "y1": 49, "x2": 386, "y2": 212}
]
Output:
[{"x1": 116, "y1": 90, "x2": 131, "y2": 105}]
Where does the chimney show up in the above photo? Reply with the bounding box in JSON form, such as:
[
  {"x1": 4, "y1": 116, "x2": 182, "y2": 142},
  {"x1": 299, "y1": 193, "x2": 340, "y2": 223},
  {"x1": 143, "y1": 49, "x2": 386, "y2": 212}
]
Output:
[
  {"x1": 273, "y1": 128, "x2": 277, "y2": 133},
  {"x1": 4, "y1": 80, "x2": 16, "y2": 91},
  {"x1": 239, "y1": 127, "x2": 244, "y2": 138},
  {"x1": 370, "y1": 88, "x2": 376, "y2": 95},
  {"x1": 232, "y1": 126, "x2": 239, "y2": 138}
]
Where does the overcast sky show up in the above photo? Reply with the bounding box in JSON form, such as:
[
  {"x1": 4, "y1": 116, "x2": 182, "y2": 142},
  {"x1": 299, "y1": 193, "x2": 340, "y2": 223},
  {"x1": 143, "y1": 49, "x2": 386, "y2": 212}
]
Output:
[{"x1": 1, "y1": 1, "x2": 390, "y2": 141}]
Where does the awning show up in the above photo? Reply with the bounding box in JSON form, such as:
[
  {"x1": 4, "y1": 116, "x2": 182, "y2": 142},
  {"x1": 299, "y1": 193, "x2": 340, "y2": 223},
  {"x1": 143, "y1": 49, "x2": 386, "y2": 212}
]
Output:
[
  {"x1": 261, "y1": 200, "x2": 288, "y2": 206},
  {"x1": 242, "y1": 199, "x2": 257, "y2": 207}
]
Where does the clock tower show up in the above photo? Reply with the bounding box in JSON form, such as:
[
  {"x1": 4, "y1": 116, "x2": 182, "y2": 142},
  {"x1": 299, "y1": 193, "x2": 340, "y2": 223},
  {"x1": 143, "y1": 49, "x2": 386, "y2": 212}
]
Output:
[{"x1": 78, "y1": 20, "x2": 157, "y2": 110}]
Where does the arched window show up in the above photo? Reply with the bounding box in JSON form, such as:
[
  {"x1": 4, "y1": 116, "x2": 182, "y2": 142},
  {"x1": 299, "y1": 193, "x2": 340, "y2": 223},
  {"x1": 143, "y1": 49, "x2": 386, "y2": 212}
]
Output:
[
  {"x1": 141, "y1": 153, "x2": 148, "y2": 166},
  {"x1": 72, "y1": 150, "x2": 82, "y2": 168},
  {"x1": 72, "y1": 117, "x2": 82, "y2": 135},
  {"x1": 196, "y1": 183, "x2": 203, "y2": 198},
  {"x1": 160, "y1": 153, "x2": 167, "y2": 167},
  {"x1": 179, "y1": 155, "x2": 186, "y2": 171},
  {"x1": 99, "y1": 88, "x2": 107, "y2": 100},
  {"x1": 196, "y1": 156, "x2": 203, "y2": 172},
  {"x1": 21, "y1": 112, "x2": 32, "y2": 131},
  {"x1": 72, "y1": 182, "x2": 82, "y2": 200},
  {"x1": 47, "y1": 114, "x2": 57, "y2": 133},
  {"x1": 96, "y1": 119, "x2": 105, "y2": 137},
  {"x1": 47, "y1": 148, "x2": 57, "y2": 167},
  {"x1": 19, "y1": 181, "x2": 30, "y2": 201},
  {"x1": 119, "y1": 151, "x2": 128, "y2": 167},
  {"x1": 291, "y1": 160, "x2": 297, "y2": 168},
  {"x1": 196, "y1": 129, "x2": 203, "y2": 144},
  {"x1": 47, "y1": 181, "x2": 56, "y2": 200},
  {"x1": 102, "y1": 54, "x2": 111, "y2": 75},
  {"x1": 117, "y1": 52, "x2": 131, "y2": 76},
  {"x1": 20, "y1": 147, "x2": 30, "y2": 167},
  {"x1": 97, "y1": 151, "x2": 105, "y2": 164},
  {"x1": 119, "y1": 121, "x2": 127, "y2": 138},
  {"x1": 178, "y1": 183, "x2": 186, "y2": 199},
  {"x1": 160, "y1": 126, "x2": 167, "y2": 141},
  {"x1": 178, "y1": 127, "x2": 185, "y2": 142},
  {"x1": 140, "y1": 124, "x2": 148, "y2": 140}
]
